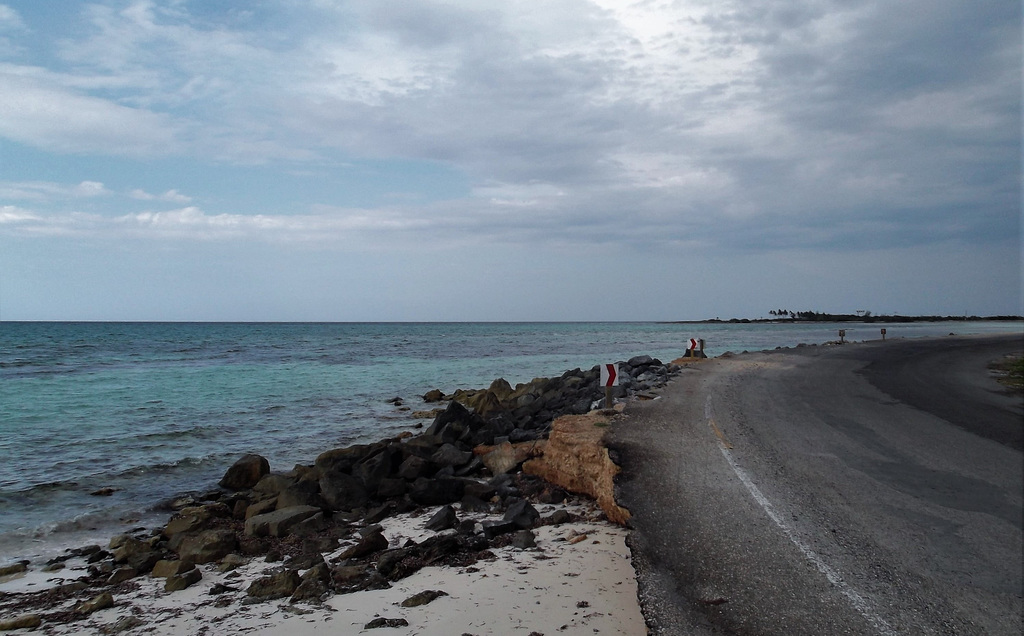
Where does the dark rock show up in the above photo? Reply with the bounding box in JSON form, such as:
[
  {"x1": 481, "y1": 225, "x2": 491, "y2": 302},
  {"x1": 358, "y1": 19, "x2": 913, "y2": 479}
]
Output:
[
  {"x1": 481, "y1": 519, "x2": 518, "y2": 539},
  {"x1": 425, "y1": 401, "x2": 481, "y2": 444},
  {"x1": 100, "y1": 615, "x2": 145, "y2": 633},
  {"x1": 320, "y1": 470, "x2": 369, "y2": 511},
  {"x1": 430, "y1": 443, "x2": 472, "y2": 468},
  {"x1": 401, "y1": 434, "x2": 445, "y2": 459},
  {"x1": 338, "y1": 529, "x2": 389, "y2": 559},
  {"x1": 408, "y1": 477, "x2": 465, "y2": 506},
  {"x1": 302, "y1": 562, "x2": 332, "y2": 584},
  {"x1": 512, "y1": 530, "x2": 536, "y2": 549},
  {"x1": 164, "y1": 567, "x2": 202, "y2": 592},
  {"x1": 219, "y1": 454, "x2": 270, "y2": 491},
  {"x1": 424, "y1": 505, "x2": 458, "y2": 532},
  {"x1": 365, "y1": 618, "x2": 409, "y2": 629},
  {"x1": 75, "y1": 592, "x2": 115, "y2": 615},
  {"x1": 460, "y1": 495, "x2": 490, "y2": 513},
  {"x1": 315, "y1": 445, "x2": 372, "y2": 474},
  {"x1": 397, "y1": 455, "x2": 434, "y2": 481},
  {"x1": 290, "y1": 576, "x2": 329, "y2": 604},
  {"x1": 354, "y1": 446, "x2": 402, "y2": 492},
  {"x1": 376, "y1": 478, "x2": 407, "y2": 499},
  {"x1": 0, "y1": 615, "x2": 42, "y2": 631},
  {"x1": 463, "y1": 481, "x2": 497, "y2": 501},
  {"x1": 164, "y1": 503, "x2": 230, "y2": 537},
  {"x1": 503, "y1": 499, "x2": 540, "y2": 529},
  {"x1": 627, "y1": 354, "x2": 655, "y2": 368},
  {"x1": 289, "y1": 512, "x2": 329, "y2": 538},
  {"x1": 106, "y1": 567, "x2": 138, "y2": 585},
  {"x1": 244, "y1": 497, "x2": 278, "y2": 520},
  {"x1": 401, "y1": 589, "x2": 448, "y2": 607},
  {"x1": 277, "y1": 484, "x2": 323, "y2": 510},
  {"x1": 111, "y1": 538, "x2": 162, "y2": 573},
  {"x1": 176, "y1": 529, "x2": 237, "y2": 564},
  {"x1": 253, "y1": 473, "x2": 297, "y2": 498},
  {"x1": 247, "y1": 569, "x2": 301, "y2": 600},
  {"x1": 331, "y1": 565, "x2": 367, "y2": 585},
  {"x1": 364, "y1": 502, "x2": 396, "y2": 525},
  {"x1": 422, "y1": 389, "x2": 445, "y2": 402},
  {"x1": 244, "y1": 505, "x2": 321, "y2": 538},
  {"x1": 152, "y1": 559, "x2": 195, "y2": 578},
  {"x1": 543, "y1": 509, "x2": 572, "y2": 526}
]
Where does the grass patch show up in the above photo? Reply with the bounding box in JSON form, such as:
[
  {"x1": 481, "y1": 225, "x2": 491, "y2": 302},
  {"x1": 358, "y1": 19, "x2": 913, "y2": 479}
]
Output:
[{"x1": 990, "y1": 355, "x2": 1024, "y2": 393}]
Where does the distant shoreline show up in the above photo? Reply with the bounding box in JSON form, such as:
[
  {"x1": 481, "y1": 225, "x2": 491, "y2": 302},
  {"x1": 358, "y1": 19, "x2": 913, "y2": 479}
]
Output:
[{"x1": 665, "y1": 315, "x2": 1024, "y2": 325}]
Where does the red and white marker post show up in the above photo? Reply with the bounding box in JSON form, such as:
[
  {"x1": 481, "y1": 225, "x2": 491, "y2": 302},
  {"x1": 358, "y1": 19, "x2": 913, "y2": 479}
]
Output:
[{"x1": 600, "y1": 363, "x2": 618, "y2": 409}]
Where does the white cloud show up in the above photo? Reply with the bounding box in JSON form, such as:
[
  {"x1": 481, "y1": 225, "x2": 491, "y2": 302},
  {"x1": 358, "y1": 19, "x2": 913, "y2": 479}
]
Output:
[
  {"x1": 0, "y1": 65, "x2": 183, "y2": 156},
  {"x1": 129, "y1": 188, "x2": 192, "y2": 203},
  {"x1": 0, "y1": 205, "x2": 38, "y2": 223},
  {"x1": 0, "y1": 180, "x2": 111, "y2": 201},
  {"x1": 0, "y1": 5, "x2": 25, "y2": 31}
]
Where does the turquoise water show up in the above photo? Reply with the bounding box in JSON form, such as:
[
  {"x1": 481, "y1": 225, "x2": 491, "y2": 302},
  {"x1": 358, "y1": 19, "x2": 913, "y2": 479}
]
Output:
[{"x1": 1, "y1": 320, "x2": 1020, "y2": 560}]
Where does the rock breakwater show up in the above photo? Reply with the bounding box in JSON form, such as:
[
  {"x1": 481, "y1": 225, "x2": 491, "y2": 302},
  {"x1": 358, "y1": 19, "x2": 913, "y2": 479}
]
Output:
[{"x1": 0, "y1": 355, "x2": 680, "y2": 632}]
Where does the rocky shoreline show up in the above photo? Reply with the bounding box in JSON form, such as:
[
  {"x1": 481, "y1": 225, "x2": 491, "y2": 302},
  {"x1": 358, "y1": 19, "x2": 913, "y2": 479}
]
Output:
[{"x1": 0, "y1": 354, "x2": 683, "y2": 633}]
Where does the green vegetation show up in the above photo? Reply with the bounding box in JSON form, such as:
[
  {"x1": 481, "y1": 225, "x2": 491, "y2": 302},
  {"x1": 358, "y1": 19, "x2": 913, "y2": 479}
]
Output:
[{"x1": 991, "y1": 355, "x2": 1024, "y2": 393}]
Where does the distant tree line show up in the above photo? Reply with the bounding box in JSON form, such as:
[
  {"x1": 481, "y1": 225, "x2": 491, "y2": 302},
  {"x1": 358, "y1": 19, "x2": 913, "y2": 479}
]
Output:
[{"x1": 764, "y1": 310, "x2": 1022, "y2": 323}]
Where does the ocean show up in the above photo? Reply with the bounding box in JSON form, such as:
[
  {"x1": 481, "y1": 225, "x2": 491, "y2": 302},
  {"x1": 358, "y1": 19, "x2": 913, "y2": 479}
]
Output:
[{"x1": 1, "y1": 320, "x2": 1020, "y2": 562}]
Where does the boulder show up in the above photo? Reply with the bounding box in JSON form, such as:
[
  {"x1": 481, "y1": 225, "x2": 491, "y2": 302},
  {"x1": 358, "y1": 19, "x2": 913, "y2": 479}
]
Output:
[
  {"x1": 430, "y1": 443, "x2": 473, "y2": 468},
  {"x1": 289, "y1": 512, "x2": 329, "y2": 538},
  {"x1": 0, "y1": 562, "x2": 28, "y2": 577},
  {"x1": 244, "y1": 497, "x2": 278, "y2": 520},
  {"x1": 106, "y1": 567, "x2": 138, "y2": 585},
  {"x1": 276, "y1": 484, "x2": 323, "y2": 510},
  {"x1": 320, "y1": 470, "x2": 369, "y2": 511},
  {"x1": 408, "y1": 477, "x2": 465, "y2": 506},
  {"x1": 244, "y1": 505, "x2": 321, "y2": 538},
  {"x1": 219, "y1": 454, "x2": 270, "y2": 491},
  {"x1": 75, "y1": 592, "x2": 114, "y2": 615},
  {"x1": 512, "y1": 529, "x2": 536, "y2": 549},
  {"x1": 481, "y1": 519, "x2": 518, "y2": 539},
  {"x1": 422, "y1": 389, "x2": 445, "y2": 403},
  {"x1": 503, "y1": 499, "x2": 540, "y2": 529},
  {"x1": 354, "y1": 446, "x2": 401, "y2": 492},
  {"x1": 164, "y1": 567, "x2": 202, "y2": 592},
  {"x1": 401, "y1": 590, "x2": 449, "y2": 607},
  {"x1": 176, "y1": 529, "x2": 237, "y2": 564},
  {"x1": 247, "y1": 569, "x2": 301, "y2": 600},
  {"x1": 397, "y1": 455, "x2": 433, "y2": 480},
  {"x1": 375, "y1": 478, "x2": 407, "y2": 499},
  {"x1": 151, "y1": 559, "x2": 195, "y2": 578},
  {"x1": 315, "y1": 444, "x2": 372, "y2": 474},
  {"x1": 0, "y1": 615, "x2": 42, "y2": 631},
  {"x1": 337, "y1": 529, "x2": 389, "y2": 560},
  {"x1": 290, "y1": 576, "x2": 329, "y2": 604},
  {"x1": 252, "y1": 473, "x2": 297, "y2": 498},
  {"x1": 424, "y1": 505, "x2": 458, "y2": 532},
  {"x1": 164, "y1": 503, "x2": 230, "y2": 537},
  {"x1": 111, "y1": 538, "x2": 162, "y2": 574}
]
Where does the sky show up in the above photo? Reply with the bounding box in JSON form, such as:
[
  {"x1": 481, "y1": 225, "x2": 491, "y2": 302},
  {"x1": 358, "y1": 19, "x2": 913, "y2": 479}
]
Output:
[{"x1": 0, "y1": 0, "x2": 1020, "y2": 321}]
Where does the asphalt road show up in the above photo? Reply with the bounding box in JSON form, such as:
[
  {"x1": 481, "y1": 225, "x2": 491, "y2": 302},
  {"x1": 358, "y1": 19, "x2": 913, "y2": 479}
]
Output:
[{"x1": 610, "y1": 334, "x2": 1023, "y2": 635}]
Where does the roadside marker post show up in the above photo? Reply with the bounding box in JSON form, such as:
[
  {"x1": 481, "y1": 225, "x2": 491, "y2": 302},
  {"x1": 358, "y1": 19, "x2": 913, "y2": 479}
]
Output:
[
  {"x1": 684, "y1": 338, "x2": 706, "y2": 359},
  {"x1": 600, "y1": 363, "x2": 618, "y2": 409}
]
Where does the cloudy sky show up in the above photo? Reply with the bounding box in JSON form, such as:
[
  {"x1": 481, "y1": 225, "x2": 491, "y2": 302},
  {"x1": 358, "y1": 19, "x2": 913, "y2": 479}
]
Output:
[{"x1": 0, "y1": 1, "x2": 1019, "y2": 321}]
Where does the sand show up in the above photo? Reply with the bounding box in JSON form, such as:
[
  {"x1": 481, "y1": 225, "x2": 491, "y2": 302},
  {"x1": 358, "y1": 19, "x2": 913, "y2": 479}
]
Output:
[{"x1": 0, "y1": 501, "x2": 646, "y2": 635}]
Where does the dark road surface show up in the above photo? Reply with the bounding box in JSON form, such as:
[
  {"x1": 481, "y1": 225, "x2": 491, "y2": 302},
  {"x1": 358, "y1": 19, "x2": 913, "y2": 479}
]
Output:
[{"x1": 610, "y1": 334, "x2": 1023, "y2": 635}]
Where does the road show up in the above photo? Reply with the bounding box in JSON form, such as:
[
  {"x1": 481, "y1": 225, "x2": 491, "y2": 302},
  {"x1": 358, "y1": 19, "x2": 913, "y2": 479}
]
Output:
[{"x1": 609, "y1": 334, "x2": 1023, "y2": 635}]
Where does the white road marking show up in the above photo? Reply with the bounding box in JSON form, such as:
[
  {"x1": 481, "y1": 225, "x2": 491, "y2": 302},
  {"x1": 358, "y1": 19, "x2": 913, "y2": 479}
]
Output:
[{"x1": 705, "y1": 395, "x2": 896, "y2": 636}]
